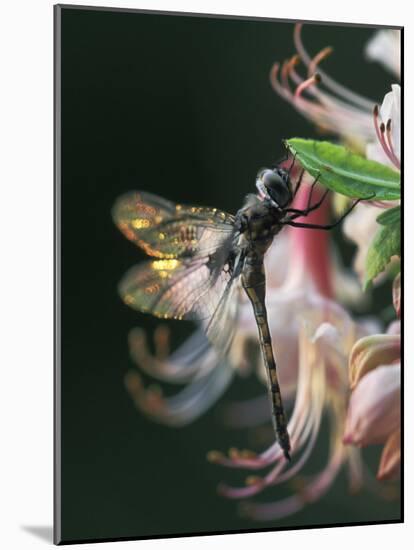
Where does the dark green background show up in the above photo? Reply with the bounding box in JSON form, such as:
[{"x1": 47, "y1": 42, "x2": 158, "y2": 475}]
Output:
[{"x1": 58, "y1": 6, "x2": 400, "y2": 543}]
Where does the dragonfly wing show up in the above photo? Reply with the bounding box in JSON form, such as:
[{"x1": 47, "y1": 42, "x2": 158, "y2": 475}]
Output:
[
  {"x1": 119, "y1": 252, "x2": 239, "y2": 321},
  {"x1": 204, "y1": 251, "x2": 244, "y2": 353},
  {"x1": 112, "y1": 191, "x2": 235, "y2": 259}
]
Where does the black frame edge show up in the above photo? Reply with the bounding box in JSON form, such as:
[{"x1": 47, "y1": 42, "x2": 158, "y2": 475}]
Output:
[
  {"x1": 54, "y1": 3, "x2": 62, "y2": 546},
  {"x1": 55, "y1": 3, "x2": 403, "y2": 30}
]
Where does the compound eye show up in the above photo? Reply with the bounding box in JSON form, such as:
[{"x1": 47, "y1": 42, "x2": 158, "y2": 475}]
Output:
[{"x1": 261, "y1": 169, "x2": 291, "y2": 208}]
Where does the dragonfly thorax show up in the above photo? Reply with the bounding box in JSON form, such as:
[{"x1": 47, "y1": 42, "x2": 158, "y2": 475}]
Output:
[{"x1": 236, "y1": 194, "x2": 285, "y2": 255}]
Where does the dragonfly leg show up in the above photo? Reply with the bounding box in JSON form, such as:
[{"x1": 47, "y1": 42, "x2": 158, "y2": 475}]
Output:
[
  {"x1": 292, "y1": 168, "x2": 305, "y2": 198},
  {"x1": 302, "y1": 172, "x2": 320, "y2": 208},
  {"x1": 287, "y1": 152, "x2": 297, "y2": 177},
  {"x1": 284, "y1": 195, "x2": 372, "y2": 230},
  {"x1": 285, "y1": 187, "x2": 330, "y2": 220}
]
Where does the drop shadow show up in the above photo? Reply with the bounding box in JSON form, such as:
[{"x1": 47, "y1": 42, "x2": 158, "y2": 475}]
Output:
[{"x1": 22, "y1": 525, "x2": 53, "y2": 544}]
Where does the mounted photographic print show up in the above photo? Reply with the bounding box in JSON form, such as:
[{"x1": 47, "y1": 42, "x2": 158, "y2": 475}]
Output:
[{"x1": 54, "y1": 4, "x2": 403, "y2": 545}]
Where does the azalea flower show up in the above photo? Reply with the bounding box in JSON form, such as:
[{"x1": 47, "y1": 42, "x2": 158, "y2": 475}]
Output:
[
  {"x1": 366, "y1": 84, "x2": 401, "y2": 170},
  {"x1": 270, "y1": 24, "x2": 401, "y2": 153},
  {"x1": 270, "y1": 24, "x2": 401, "y2": 286},
  {"x1": 344, "y1": 274, "x2": 401, "y2": 481},
  {"x1": 343, "y1": 84, "x2": 400, "y2": 284},
  {"x1": 270, "y1": 23, "x2": 377, "y2": 150}
]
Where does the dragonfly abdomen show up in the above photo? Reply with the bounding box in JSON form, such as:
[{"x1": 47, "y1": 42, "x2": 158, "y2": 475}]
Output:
[{"x1": 242, "y1": 257, "x2": 291, "y2": 460}]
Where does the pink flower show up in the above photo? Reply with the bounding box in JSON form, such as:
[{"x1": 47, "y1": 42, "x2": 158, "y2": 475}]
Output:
[
  {"x1": 343, "y1": 84, "x2": 400, "y2": 285},
  {"x1": 366, "y1": 85, "x2": 400, "y2": 170},
  {"x1": 270, "y1": 24, "x2": 377, "y2": 150},
  {"x1": 343, "y1": 274, "x2": 401, "y2": 480},
  {"x1": 270, "y1": 24, "x2": 400, "y2": 155},
  {"x1": 377, "y1": 429, "x2": 401, "y2": 481},
  {"x1": 271, "y1": 25, "x2": 401, "y2": 287},
  {"x1": 344, "y1": 364, "x2": 400, "y2": 447}
]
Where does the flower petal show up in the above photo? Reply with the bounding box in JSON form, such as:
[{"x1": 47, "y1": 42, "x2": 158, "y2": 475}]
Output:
[
  {"x1": 342, "y1": 203, "x2": 385, "y2": 284},
  {"x1": 377, "y1": 429, "x2": 401, "y2": 481},
  {"x1": 344, "y1": 364, "x2": 401, "y2": 446},
  {"x1": 380, "y1": 84, "x2": 401, "y2": 159},
  {"x1": 393, "y1": 272, "x2": 401, "y2": 318},
  {"x1": 349, "y1": 334, "x2": 401, "y2": 389},
  {"x1": 365, "y1": 30, "x2": 401, "y2": 78}
]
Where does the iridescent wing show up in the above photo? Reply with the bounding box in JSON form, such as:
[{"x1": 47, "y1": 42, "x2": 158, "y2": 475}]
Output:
[
  {"x1": 112, "y1": 191, "x2": 235, "y2": 259},
  {"x1": 119, "y1": 255, "x2": 232, "y2": 320},
  {"x1": 113, "y1": 191, "x2": 243, "y2": 352}
]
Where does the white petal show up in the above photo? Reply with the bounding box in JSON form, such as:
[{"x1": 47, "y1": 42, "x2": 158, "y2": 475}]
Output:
[
  {"x1": 379, "y1": 84, "x2": 401, "y2": 158},
  {"x1": 366, "y1": 142, "x2": 395, "y2": 168},
  {"x1": 365, "y1": 30, "x2": 401, "y2": 78},
  {"x1": 342, "y1": 203, "x2": 383, "y2": 283}
]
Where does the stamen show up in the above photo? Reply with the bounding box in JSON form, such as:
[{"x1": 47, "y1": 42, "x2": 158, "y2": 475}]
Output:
[
  {"x1": 207, "y1": 450, "x2": 225, "y2": 463},
  {"x1": 282, "y1": 55, "x2": 301, "y2": 93},
  {"x1": 373, "y1": 105, "x2": 383, "y2": 146},
  {"x1": 246, "y1": 476, "x2": 262, "y2": 486},
  {"x1": 269, "y1": 63, "x2": 289, "y2": 98},
  {"x1": 281, "y1": 59, "x2": 293, "y2": 93},
  {"x1": 229, "y1": 447, "x2": 241, "y2": 460},
  {"x1": 289, "y1": 65, "x2": 304, "y2": 87},
  {"x1": 124, "y1": 371, "x2": 165, "y2": 415},
  {"x1": 291, "y1": 53, "x2": 300, "y2": 68},
  {"x1": 154, "y1": 324, "x2": 170, "y2": 359},
  {"x1": 373, "y1": 106, "x2": 399, "y2": 168},
  {"x1": 293, "y1": 23, "x2": 374, "y2": 110},
  {"x1": 124, "y1": 371, "x2": 143, "y2": 395},
  {"x1": 385, "y1": 119, "x2": 401, "y2": 169},
  {"x1": 287, "y1": 54, "x2": 300, "y2": 79},
  {"x1": 381, "y1": 122, "x2": 400, "y2": 168},
  {"x1": 240, "y1": 449, "x2": 257, "y2": 459},
  {"x1": 308, "y1": 46, "x2": 333, "y2": 77},
  {"x1": 294, "y1": 73, "x2": 321, "y2": 100},
  {"x1": 143, "y1": 384, "x2": 165, "y2": 413},
  {"x1": 270, "y1": 55, "x2": 365, "y2": 137}
]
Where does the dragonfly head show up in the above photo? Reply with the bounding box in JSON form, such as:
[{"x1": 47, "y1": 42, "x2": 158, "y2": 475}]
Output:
[{"x1": 256, "y1": 167, "x2": 292, "y2": 209}]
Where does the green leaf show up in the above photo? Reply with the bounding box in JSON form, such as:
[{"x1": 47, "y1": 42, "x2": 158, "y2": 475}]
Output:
[
  {"x1": 376, "y1": 206, "x2": 401, "y2": 226},
  {"x1": 286, "y1": 138, "x2": 400, "y2": 200},
  {"x1": 364, "y1": 221, "x2": 401, "y2": 290}
]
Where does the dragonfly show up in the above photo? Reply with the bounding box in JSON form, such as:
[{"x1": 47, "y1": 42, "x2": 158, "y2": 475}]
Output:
[{"x1": 112, "y1": 161, "x2": 366, "y2": 461}]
